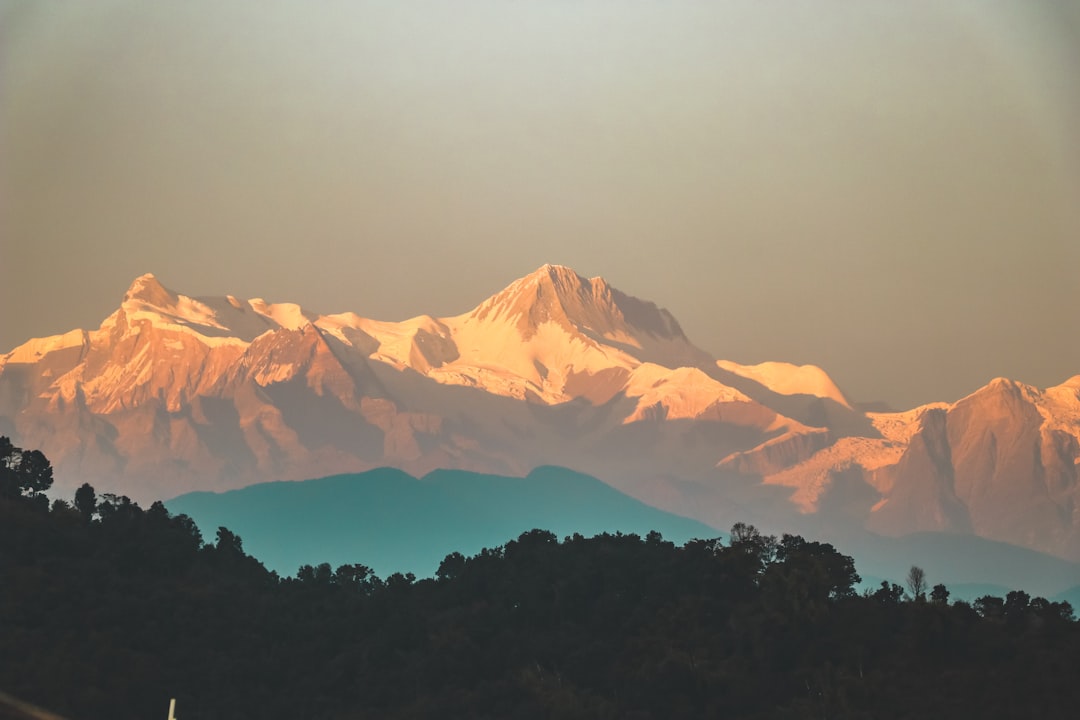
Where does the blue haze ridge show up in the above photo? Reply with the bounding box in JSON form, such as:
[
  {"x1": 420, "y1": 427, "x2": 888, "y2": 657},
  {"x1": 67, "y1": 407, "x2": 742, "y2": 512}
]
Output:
[{"x1": 165, "y1": 465, "x2": 720, "y2": 578}]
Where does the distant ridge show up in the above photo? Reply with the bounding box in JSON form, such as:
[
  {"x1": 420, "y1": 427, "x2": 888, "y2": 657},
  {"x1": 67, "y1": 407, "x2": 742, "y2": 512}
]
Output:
[
  {"x1": 837, "y1": 529, "x2": 1080, "y2": 599},
  {"x1": 165, "y1": 465, "x2": 719, "y2": 577}
]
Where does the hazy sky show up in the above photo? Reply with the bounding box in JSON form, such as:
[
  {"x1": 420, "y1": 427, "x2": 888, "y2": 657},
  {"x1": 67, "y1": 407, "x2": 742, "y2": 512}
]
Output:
[{"x1": 3, "y1": 1, "x2": 1079, "y2": 409}]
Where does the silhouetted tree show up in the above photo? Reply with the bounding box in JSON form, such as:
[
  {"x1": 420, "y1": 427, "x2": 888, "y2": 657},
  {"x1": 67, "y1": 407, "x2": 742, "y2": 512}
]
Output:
[
  {"x1": 871, "y1": 581, "x2": 905, "y2": 605},
  {"x1": 74, "y1": 482, "x2": 97, "y2": 521},
  {"x1": 436, "y1": 551, "x2": 467, "y2": 581},
  {"x1": 214, "y1": 526, "x2": 244, "y2": 556},
  {"x1": 96, "y1": 492, "x2": 138, "y2": 522},
  {"x1": 385, "y1": 571, "x2": 416, "y2": 590},
  {"x1": 906, "y1": 565, "x2": 927, "y2": 601},
  {"x1": 1029, "y1": 596, "x2": 1075, "y2": 622},
  {"x1": 930, "y1": 583, "x2": 951, "y2": 605},
  {"x1": 0, "y1": 436, "x2": 16, "y2": 498},
  {"x1": 0, "y1": 437, "x2": 53, "y2": 500},
  {"x1": 334, "y1": 563, "x2": 376, "y2": 592},
  {"x1": 1005, "y1": 590, "x2": 1031, "y2": 622},
  {"x1": 505, "y1": 528, "x2": 559, "y2": 557},
  {"x1": 974, "y1": 595, "x2": 1005, "y2": 619},
  {"x1": 774, "y1": 534, "x2": 861, "y2": 599},
  {"x1": 728, "y1": 522, "x2": 778, "y2": 575}
]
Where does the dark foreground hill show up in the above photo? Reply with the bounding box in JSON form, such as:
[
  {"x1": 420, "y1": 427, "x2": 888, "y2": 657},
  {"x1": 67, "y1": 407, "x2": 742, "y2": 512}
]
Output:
[
  {"x1": 165, "y1": 465, "x2": 719, "y2": 577},
  {"x1": 3, "y1": 483, "x2": 1080, "y2": 720}
]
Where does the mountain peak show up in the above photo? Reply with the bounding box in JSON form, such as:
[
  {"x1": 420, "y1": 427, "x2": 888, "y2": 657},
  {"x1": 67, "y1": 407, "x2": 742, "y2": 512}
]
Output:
[
  {"x1": 529, "y1": 263, "x2": 591, "y2": 285},
  {"x1": 115, "y1": 274, "x2": 285, "y2": 342},
  {"x1": 1059, "y1": 375, "x2": 1080, "y2": 390},
  {"x1": 514, "y1": 264, "x2": 599, "y2": 301},
  {"x1": 469, "y1": 265, "x2": 687, "y2": 344},
  {"x1": 533, "y1": 262, "x2": 572, "y2": 275},
  {"x1": 123, "y1": 273, "x2": 176, "y2": 308},
  {"x1": 980, "y1": 376, "x2": 1036, "y2": 400}
]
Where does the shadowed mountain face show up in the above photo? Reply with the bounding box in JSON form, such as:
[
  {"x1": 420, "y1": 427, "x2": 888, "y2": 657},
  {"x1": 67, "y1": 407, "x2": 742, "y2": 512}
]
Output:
[{"x1": 3, "y1": 266, "x2": 1079, "y2": 561}]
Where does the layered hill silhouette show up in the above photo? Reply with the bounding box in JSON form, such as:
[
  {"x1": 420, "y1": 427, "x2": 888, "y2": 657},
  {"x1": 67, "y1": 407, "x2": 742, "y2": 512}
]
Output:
[
  {"x1": 165, "y1": 465, "x2": 718, "y2": 578},
  {"x1": 2, "y1": 265, "x2": 1079, "y2": 563},
  {"x1": 166, "y1": 465, "x2": 1080, "y2": 599}
]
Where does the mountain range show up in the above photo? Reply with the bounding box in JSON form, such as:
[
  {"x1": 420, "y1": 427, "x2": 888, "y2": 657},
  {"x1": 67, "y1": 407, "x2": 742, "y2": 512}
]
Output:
[{"x1": 2, "y1": 265, "x2": 1079, "y2": 567}]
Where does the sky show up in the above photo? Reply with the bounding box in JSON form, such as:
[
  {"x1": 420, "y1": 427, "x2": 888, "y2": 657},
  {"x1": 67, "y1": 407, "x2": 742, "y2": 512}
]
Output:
[{"x1": 3, "y1": 0, "x2": 1079, "y2": 410}]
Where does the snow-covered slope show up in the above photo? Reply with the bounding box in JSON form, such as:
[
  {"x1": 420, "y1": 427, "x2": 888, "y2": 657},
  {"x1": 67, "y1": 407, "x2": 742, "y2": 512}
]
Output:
[
  {"x1": 322, "y1": 264, "x2": 718, "y2": 405},
  {"x1": 716, "y1": 360, "x2": 852, "y2": 409}
]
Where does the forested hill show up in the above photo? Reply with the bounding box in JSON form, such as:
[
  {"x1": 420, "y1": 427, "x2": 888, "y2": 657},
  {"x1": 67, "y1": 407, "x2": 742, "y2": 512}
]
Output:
[{"x1": 3, "y1": 443, "x2": 1080, "y2": 718}]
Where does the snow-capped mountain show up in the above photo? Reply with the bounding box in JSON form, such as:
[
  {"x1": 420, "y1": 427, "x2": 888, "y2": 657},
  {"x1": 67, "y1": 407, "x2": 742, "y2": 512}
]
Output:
[
  {"x1": 2, "y1": 266, "x2": 1078, "y2": 561},
  {"x1": 745, "y1": 376, "x2": 1080, "y2": 559}
]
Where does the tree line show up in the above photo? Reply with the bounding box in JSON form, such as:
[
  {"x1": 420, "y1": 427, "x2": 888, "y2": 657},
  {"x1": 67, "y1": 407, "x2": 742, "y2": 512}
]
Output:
[{"x1": 1, "y1": 438, "x2": 1078, "y2": 719}]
